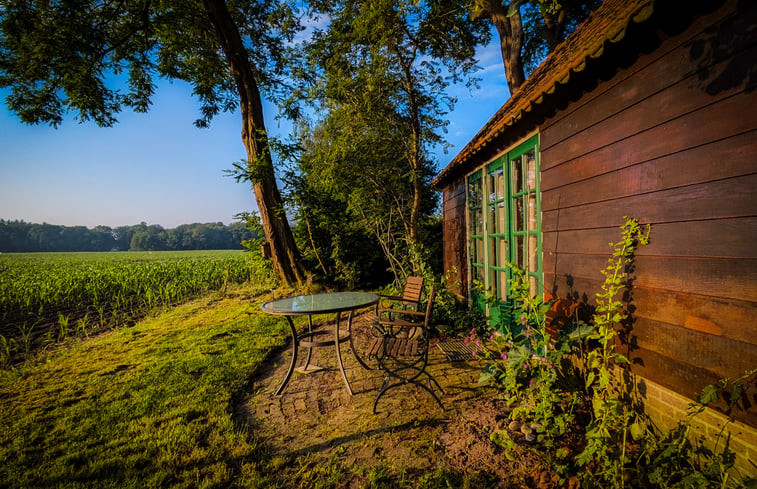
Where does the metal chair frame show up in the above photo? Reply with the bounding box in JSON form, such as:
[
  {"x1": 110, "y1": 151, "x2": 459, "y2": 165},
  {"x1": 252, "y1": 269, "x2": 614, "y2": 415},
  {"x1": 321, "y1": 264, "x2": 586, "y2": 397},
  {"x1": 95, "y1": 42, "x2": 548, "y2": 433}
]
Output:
[{"x1": 369, "y1": 286, "x2": 444, "y2": 413}]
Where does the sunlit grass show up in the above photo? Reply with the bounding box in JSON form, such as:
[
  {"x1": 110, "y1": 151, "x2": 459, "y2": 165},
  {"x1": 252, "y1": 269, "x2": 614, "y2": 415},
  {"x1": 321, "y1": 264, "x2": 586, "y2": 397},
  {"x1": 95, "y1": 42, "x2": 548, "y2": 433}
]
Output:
[{"x1": 0, "y1": 286, "x2": 288, "y2": 489}]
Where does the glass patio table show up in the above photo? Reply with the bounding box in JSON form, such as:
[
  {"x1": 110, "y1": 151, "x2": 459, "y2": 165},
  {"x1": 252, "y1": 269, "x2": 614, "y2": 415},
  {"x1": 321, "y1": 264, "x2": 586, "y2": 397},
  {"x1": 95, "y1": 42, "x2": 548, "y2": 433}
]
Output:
[{"x1": 261, "y1": 291, "x2": 379, "y2": 396}]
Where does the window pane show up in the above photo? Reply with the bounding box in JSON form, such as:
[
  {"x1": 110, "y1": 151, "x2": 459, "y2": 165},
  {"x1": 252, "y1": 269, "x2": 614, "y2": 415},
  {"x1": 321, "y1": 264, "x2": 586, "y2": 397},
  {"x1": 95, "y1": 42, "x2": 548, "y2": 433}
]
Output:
[
  {"x1": 489, "y1": 238, "x2": 498, "y2": 267},
  {"x1": 470, "y1": 207, "x2": 482, "y2": 235},
  {"x1": 511, "y1": 156, "x2": 522, "y2": 194},
  {"x1": 475, "y1": 239, "x2": 484, "y2": 264},
  {"x1": 497, "y1": 168, "x2": 505, "y2": 200},
  {"x1": 514, "y1": 197, "x2": 523, "y2": 232},
  {"x1": 527, "y1": 193, "x2": 537, "y2": 233},
  {"x1": 497, "y1": 203, "x2": 506, "y2": 231},
  {"x1": 490, "y1": 269, "x2": 499, "y2": 299},
  {"x1": 529, "y1": 276, "x2": 538, "y2": 298},
  {"x1": 498, "y1": 238, "x2": 508, "y2": 270},
  {"x1": 488, "y1": 172, "x2": 496, "y2": 202},
  {"x1": 475, "y1": 209, "x2": 484, "y2": 235},
  {"x1": 528, "y1": 234, "x2": 538, "y2": 274},
  {"x1": 525, "y1": 150, "x2": 537, "y2": 189},
  {"x1": 515, "y1": 235, "x2": 524, "y2": 269},
  {"x1": 468, "y1": 178, "x2": 482, "y2": 208},
  {"x1": 499, "y1": 270, "x2": 508, "y2": 301}
]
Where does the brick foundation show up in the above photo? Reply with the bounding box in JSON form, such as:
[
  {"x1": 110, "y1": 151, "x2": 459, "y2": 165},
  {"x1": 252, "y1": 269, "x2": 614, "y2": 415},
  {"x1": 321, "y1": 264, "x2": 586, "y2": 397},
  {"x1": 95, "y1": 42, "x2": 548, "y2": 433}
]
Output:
[{"x1": 639, "y1": 377, "x2": 757, "y2": 479}]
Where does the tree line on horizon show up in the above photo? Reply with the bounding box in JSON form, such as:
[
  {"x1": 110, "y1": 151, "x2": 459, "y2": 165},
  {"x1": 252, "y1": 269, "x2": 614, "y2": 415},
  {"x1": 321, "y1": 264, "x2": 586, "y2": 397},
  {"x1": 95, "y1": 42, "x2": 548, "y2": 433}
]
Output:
[{"x1": 0, "y1": 220, "x2": 257, "y2": 253}]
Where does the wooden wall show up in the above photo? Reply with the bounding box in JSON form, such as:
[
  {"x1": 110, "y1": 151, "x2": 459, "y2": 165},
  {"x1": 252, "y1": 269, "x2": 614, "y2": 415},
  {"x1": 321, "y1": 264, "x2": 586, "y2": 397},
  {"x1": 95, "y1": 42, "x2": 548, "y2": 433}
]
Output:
[
  {"x1": 442, "y1": 178, "x2": 468, "y2": 300},
  {"x1": 539, "y1": 0, "x2": 756, "y2": 426}
]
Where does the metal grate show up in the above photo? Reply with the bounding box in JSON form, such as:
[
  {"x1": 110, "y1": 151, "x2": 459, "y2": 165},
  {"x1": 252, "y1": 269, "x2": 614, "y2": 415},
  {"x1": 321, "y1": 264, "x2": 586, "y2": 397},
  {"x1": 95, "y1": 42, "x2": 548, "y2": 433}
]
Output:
[{"x1": 437, "y1": 339, "x2": 478, "y2": 361}]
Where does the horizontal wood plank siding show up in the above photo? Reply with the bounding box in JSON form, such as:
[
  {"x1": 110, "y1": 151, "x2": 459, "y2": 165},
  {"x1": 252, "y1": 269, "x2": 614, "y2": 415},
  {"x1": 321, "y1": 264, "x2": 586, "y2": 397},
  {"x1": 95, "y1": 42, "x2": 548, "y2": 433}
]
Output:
[
  {"x1": 539, "y1": 1, "x2": 752, "y2": 159},
  {"x1": 539, "y1": 0, "x2": 757, "y2": 425},
  {"x1": 442, "y1": 178, "x2": 468, "y2": 300}
]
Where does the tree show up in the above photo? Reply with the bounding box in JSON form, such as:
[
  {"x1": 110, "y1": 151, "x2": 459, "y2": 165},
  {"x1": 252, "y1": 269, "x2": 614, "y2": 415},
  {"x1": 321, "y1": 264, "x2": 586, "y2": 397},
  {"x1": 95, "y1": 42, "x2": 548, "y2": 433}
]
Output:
[
  {"x1": 0, "y1": 0, "x2": 305, "y2": 285},
  {"x1": 304, "y1": 0, "x2": 488, "y2": 254},
  {"x1": 471, "y1": 0, "x2": 526, "y2": 93},
  {"x1": 290, "y1": 106, "x2": 419, "y2": 286},
  {"x1": 470, "y1": 0, "x2": 601, "y2": 93}
]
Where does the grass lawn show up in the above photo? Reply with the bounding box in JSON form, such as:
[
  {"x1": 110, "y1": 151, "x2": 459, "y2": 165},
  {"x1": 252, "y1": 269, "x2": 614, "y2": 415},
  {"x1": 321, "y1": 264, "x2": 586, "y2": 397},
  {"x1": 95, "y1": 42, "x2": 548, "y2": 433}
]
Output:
[{"x1": 0, "y1": 285, "x2": 292, "y2": 489}]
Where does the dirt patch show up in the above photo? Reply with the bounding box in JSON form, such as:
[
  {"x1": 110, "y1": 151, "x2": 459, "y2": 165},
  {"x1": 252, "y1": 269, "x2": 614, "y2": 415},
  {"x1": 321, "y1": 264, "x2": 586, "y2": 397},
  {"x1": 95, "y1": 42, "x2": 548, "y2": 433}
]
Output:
[{"x1": 238, "y1": 312, "x2": 575, "y2": 487}]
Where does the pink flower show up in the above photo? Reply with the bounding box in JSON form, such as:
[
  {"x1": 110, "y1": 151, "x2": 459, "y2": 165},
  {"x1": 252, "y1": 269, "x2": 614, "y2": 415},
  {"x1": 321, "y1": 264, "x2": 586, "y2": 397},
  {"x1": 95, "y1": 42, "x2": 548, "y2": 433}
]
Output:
[
  {"x1": 529, "y1": 379, "x2": 535, "y2": 388},
  {"x1": 500, "y1": 352, "x2": 508, "y2": 360}
]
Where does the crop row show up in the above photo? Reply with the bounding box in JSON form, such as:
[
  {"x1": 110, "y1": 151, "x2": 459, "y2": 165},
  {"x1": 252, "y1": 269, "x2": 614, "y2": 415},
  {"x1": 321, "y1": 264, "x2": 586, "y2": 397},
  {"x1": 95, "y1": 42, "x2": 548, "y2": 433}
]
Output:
[{"x1": 0, "y1": 251, "x2": 257, "y2": 364}]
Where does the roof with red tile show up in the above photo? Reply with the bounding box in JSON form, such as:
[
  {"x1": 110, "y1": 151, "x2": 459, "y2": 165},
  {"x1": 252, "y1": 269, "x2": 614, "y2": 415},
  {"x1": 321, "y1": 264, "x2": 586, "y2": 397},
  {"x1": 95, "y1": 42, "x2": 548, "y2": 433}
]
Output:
[{"x1": 432, "y1": 0, "x2": 656, "y2": 188}]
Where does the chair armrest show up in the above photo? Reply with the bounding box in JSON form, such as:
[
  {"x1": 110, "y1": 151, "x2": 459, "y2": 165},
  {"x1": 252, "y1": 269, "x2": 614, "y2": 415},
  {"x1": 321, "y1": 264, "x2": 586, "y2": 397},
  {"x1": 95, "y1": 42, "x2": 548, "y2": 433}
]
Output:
[
  {"x1": 377, "y1": 319, "x2": 424, "y2": 329},
  {"x1": 378, "y1": 294, "x2": 404, "y2": 301},
  {"x1": 380, "y1": 309, "x2": 425, "y2": 317}
]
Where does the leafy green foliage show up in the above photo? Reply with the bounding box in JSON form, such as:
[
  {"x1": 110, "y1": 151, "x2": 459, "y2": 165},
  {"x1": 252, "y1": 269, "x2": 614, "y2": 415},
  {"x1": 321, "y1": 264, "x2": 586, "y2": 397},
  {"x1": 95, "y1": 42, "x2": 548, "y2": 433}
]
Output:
[
  {"x1": 472, "y1": 218, "x2": 754, "y2": 487},
  {"x1": 0, "y1": 0, "x2": 300, "y2": 128},
  {"x1": 0, "y1": 250, "x2": 261, "y2": 364},
  {"x1": 474, "y1": 264, "x2": 580, "y2": 449},
  {"x1": 576, "y1": 217, "x2": 651, "y2": 486},
  {"x1": 287, "y1": 0, "x2": 489, "y2": 287},
  {"x1": 519, "y1": 0, "x2": 602, "y2": 73}
]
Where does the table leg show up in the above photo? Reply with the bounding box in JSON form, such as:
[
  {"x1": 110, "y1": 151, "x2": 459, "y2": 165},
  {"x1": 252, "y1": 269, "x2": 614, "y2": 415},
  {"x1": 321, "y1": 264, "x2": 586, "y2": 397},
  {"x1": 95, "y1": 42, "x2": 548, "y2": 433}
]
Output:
[
  {"x1": 334, "y1": 311, "x2": 353, "y2": 395},
  {"x1": 303, "y1": 314, "x2": 314, "y2": 371},
  {"x1": 275, "y1": 315, "x2": 298, "y2": 396},
  {"x1": 348, "y1": 309, "x2": 371, "y2": 370}
]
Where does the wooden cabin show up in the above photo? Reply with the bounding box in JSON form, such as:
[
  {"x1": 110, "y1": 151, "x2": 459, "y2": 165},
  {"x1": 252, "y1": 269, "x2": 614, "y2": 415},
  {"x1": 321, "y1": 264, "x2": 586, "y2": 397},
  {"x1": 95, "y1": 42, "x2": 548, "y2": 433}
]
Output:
[{"x1": 433, "y1": 0, "x2": 756, "y2": 471}]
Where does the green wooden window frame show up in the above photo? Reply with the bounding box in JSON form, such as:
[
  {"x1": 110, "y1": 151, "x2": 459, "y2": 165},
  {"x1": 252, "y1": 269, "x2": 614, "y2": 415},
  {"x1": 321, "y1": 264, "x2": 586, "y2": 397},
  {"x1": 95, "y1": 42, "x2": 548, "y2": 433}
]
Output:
[
  {"x1": 466, "y1": 170, "x2": 484, "y2": 283},
  {"x1": 466, "y1": 135, "x2": 542, "y2": 326}
]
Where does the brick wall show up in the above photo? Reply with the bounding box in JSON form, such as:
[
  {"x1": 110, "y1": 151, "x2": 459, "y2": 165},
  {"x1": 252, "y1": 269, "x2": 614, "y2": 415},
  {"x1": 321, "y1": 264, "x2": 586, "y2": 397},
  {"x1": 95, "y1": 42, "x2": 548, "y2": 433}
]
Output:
[{"x1": 640, "y1": 376, "x2": 756, "y2": 479}]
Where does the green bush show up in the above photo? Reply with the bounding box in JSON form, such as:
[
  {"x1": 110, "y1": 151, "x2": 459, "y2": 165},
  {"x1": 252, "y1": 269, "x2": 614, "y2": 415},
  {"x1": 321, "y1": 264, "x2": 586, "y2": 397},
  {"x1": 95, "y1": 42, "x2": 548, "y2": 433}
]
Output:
[{"x1": 474, "y1": 218, "x2": 755, "y2": 488}]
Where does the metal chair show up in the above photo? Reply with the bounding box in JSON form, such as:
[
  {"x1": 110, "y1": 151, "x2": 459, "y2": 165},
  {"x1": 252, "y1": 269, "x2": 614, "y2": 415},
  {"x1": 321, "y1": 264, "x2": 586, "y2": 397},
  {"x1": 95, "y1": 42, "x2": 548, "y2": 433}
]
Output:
[
  {"x1": 376, "y1": 276, "x2": 424, "y2": 314},
  {"x1": 368, "y1": 286, "x2": 444, "y2": 413}
]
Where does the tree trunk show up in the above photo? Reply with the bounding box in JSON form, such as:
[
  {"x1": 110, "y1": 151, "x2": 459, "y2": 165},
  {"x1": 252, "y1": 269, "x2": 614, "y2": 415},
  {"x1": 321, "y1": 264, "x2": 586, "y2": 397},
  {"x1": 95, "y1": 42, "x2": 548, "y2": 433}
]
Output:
[
  {"x1": 541, "y1": 8, "x2": 567, "y2": 52},
  {"x1": 474, "y1": 0, "x2": 526, "y2": 94},
  {"x1": 202, "y1": 0, "x2": 305, "y2": 287},
  {"x1": 398, "y1": 57, "x2": 423, "y2": 246}
]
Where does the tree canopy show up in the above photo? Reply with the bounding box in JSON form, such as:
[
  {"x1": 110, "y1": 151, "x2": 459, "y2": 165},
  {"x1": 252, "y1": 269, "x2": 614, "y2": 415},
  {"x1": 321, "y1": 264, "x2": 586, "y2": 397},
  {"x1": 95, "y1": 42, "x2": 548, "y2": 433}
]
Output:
[
  {"x1": 286, "y1": 0, "x2": 488, "y2": 284},
  {"x1": 471, "y1": 0, "x2": 601, "y2": 92},
  {"x1": 0, "y1": 0, "x2": 305, "y2": 285}
]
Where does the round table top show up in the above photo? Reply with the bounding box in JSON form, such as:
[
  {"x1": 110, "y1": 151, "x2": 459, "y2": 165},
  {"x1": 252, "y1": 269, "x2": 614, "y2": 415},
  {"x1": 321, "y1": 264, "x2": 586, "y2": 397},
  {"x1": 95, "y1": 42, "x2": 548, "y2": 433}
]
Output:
[{"x1": 261, "y1": 291, "x2": 379, "y2": 315}]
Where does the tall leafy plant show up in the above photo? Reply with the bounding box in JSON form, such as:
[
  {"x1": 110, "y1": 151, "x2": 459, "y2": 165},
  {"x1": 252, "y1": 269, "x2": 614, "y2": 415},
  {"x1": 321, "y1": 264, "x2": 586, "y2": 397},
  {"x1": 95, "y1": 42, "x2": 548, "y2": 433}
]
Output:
[{"x1": 576, "y1": 217, "x2": 650, "y2": 486}]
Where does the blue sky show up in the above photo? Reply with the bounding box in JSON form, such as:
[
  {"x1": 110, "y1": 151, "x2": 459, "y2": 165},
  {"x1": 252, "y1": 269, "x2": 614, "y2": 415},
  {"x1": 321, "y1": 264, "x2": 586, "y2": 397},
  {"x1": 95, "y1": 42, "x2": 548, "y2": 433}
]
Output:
[{"x1": 0, "y1": 40, "x2": 508, "y2": 229}]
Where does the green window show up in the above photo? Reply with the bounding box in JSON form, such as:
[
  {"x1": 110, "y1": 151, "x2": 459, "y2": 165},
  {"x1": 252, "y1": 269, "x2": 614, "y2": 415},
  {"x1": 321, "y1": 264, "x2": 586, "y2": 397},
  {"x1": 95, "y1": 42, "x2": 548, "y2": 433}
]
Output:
[
  {"x1": 466, "y1": 135, "x2": 542, "y2": 326},
  {"x1": 467, "y1": 170, "x2": 485, "y2": 311}
]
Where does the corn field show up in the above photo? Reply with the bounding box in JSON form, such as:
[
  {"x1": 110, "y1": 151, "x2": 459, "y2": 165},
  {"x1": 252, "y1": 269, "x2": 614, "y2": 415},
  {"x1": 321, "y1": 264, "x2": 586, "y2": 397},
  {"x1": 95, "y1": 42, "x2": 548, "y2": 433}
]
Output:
[{"x1": 0, "y1": 250, "x2": 256, "y2": 365}]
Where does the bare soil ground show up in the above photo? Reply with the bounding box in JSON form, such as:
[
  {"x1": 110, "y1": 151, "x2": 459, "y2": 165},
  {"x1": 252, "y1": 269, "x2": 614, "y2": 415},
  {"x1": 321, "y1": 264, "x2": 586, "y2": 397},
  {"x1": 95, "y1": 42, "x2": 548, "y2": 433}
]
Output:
[{"x1": 238, "y1": 312, "x2": 569, "y2": 487}]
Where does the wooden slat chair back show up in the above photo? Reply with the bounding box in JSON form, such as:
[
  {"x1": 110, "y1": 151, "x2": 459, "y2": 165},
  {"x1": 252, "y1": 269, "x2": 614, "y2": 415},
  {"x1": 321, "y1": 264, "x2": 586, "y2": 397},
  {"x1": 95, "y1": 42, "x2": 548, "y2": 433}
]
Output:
[
  {"x1": 376, "y1": 276, "x2": 424, "y2": 313},
  {"x1": 368, "y1": 286, "x2": 444, "y2": 413}
]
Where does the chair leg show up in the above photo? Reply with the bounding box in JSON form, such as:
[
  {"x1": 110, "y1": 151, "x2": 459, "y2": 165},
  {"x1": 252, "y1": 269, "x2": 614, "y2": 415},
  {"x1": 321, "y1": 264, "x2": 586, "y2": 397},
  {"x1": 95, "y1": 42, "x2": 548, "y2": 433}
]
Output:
[{"x1": 373, "y1": 374, "x2": 444, "y2": 414}]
